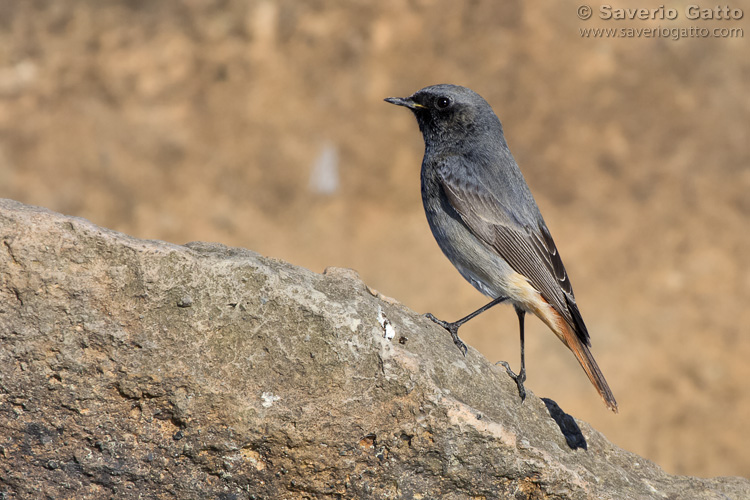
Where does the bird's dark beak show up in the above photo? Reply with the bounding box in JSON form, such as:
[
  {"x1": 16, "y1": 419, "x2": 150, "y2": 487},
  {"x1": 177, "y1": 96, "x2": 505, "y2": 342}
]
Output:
[{"x1": 384, "y1": 96, "x2": 425, "y2": 110}]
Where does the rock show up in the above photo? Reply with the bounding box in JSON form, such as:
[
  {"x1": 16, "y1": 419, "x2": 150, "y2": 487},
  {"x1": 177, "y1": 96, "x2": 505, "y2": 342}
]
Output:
[{"x1": 0, "y1": 198, "x2": 747, "y2": 500}]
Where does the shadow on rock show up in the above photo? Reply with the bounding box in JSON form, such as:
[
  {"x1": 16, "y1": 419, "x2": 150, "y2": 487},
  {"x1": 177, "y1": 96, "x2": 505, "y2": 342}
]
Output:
[{"x1": 542, "y1": 398, "x2": 587, "y2": 450}]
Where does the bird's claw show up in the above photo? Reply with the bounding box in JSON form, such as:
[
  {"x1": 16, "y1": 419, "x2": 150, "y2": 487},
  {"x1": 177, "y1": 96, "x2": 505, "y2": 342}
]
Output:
[
  {"x1": 424, "y1": 312, "x2": 447, "y2": 328},
  {"x1": 496, "y1": 360, "x2": 527, "y2": 401},
  {"x1": 424, "y1": 313, "x2": 468, "y2": 357}
]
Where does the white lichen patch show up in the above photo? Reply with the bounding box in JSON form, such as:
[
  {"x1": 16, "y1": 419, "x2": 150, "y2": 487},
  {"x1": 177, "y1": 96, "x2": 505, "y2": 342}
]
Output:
[
  {"x1": 261, "y1": 391, "x2": 280, "y2": 408},
  {"x1": 377, "y1": 306, "x2": 396, "y2": 340}
]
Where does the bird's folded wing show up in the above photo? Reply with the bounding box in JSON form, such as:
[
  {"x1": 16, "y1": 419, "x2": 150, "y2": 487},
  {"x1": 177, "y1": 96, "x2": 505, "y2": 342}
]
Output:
[{"x1": 437, "y1": 160, "x2": 590, "y2": 346}]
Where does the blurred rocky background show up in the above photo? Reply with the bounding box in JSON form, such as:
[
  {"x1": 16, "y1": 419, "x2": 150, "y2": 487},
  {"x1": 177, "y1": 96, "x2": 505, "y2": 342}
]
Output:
[{"x1": 0, "y1": 0, "x2": 747, "y2": 478}]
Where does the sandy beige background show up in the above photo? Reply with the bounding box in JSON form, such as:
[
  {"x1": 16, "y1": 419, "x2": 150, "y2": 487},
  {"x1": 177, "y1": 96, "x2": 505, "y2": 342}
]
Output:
[{"x1": 0, "y1": 0, "x2": 747, "y2": 478}]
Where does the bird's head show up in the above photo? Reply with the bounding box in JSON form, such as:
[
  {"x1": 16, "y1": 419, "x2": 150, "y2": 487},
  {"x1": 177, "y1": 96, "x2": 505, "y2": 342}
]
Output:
[{"x1": 385, "y1": 84, "x2": 504, "y2": 150}]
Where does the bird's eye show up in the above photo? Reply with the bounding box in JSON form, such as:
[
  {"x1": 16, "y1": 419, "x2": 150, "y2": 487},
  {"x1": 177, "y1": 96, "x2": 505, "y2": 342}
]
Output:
[{"x1": 435, "y1": 96, "x2": 452, "y2": 109}]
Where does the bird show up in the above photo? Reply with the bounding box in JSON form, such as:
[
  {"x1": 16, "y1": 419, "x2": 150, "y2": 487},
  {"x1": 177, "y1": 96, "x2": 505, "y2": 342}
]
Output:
[{"x1": 385, "y1": 84, "x2": 618, "y2": 412}]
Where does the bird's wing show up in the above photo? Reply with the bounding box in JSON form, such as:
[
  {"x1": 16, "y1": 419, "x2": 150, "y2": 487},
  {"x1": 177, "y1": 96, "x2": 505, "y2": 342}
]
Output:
[{"x1": 436, "y1": 157, "x2": 590, "y2": 346}]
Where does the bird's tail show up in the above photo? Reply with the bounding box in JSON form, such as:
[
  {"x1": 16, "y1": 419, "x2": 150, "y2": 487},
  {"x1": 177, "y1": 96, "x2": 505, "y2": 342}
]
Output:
[
  {"x1": 559, "y1": 321, "x2": 618, "y2": 413},
  {"x1": 511, "y1": 277, "x2": 618, "y2": 412}
]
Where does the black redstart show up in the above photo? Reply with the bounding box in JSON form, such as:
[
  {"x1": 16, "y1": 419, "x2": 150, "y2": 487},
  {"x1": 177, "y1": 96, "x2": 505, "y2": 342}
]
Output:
[{"x1": 385, "y1": 84, "x2": 618, "y2": 412}]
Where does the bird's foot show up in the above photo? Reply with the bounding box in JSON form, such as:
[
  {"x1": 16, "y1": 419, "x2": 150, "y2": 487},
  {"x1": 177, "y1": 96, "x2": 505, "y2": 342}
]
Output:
[
  {"x1": 424, "y1": 313, "x2": 468, "y2": 356},
  {"x1": 496, "y1": 361, "x2": 527, "y2": 401}
]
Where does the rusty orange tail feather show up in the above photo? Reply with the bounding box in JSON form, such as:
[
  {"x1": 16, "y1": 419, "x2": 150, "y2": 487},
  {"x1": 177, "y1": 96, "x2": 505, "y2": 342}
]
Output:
[
  {"x1": 532, "y1": 299, "x2": 618, "y2": 412},
  {"x1": 559, "y1": 320, "x2": 618, "y2": 413},
  {"x1": 507, "y1": 274, "x2": 618, "y2": 412}
]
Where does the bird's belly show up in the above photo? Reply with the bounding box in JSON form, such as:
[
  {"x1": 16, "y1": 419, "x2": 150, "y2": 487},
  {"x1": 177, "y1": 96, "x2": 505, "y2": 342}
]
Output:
[
  {"x1": 423, "y1": 199, "x2": 514, "y2": 299},
  {"x1": 425, "y1": 205, "x2": 560, "y2": 330}
]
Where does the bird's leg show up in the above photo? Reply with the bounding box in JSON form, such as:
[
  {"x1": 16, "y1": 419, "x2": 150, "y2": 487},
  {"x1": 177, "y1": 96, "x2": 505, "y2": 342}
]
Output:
[
  {"x1": 425, "y1": 295, "x2": 507, "y2": 356},
  {"x1": 497, "y1": 307, "x2": 527, "y2": 401}
]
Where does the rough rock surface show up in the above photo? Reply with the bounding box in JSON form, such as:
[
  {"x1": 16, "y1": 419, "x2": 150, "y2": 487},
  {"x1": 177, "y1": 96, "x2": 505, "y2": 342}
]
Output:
[{"x1": 0, "y1": 198, "x2": 747, "y2": 500}]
